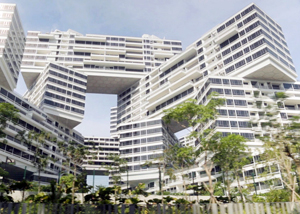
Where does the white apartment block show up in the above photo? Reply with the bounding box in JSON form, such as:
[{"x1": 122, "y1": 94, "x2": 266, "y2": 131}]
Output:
[
  {"x1": 21, "y1": 30, "x2": 182, "y2": 96},
  {"x1": 0, "y1": 3, "x2": 84, "y2": 184},
  {"x1": 113, "y1": 3, "x2": 297, "y2": 193},
  {"x1": 0, "y1": 3, "x2": 25, "y2": 91},
  {"x1": 83, "y1": 136, "x2": 119, "y2": 175},
  {"x1": 110, "y1": 107, "x2": 118, "y2": 137},
  {"x1": 1, "y1": 2, "x2": 298, "y2": 194},
  {"x1": 24, "y1": 63, "x2": 87, "y2": 128}
]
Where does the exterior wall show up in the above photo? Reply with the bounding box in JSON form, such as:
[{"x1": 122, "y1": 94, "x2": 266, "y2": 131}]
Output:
[
  {"x1": 0, "y1": 4, "x2": 84, "y2": 183},
  {"x1": 83, "y1": 136, "x2": 119, "y2": 172},
  {"x1": 24, "y1": 63, "x2": 87, "y2": 128},
  {"x1": 110, "y1": 107, "x2": 118, "y2": 137},
  {"x1": 0, "y1": 86, "x2": 84, "y2": 183},
  {"x1": 21, "y1": 30, "x2": 182, "y2": 94},
  {"x1": 113, "y1": 3, "x2": 297, "y2": 193},
  {"x1": 3, "y1": 2, "x2": 297, "y2": 194},
  {"x1": 0, "y1": 3, "x2": 25, "y2": 91}
]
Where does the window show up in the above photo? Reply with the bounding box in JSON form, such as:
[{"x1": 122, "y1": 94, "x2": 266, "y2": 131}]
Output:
[
  {"x1": 235, "y1": 60, "x2": 246, "y2": 69},
  {"x1": 222, "y1": 48, "x2": 231, "y2": 57},
  {"x1": 232, "y1": 90, "x2": 244, "y2": 95},
  {"x1": 236, "y1": 110, "x2": 249, "y2": 117},
  {"x1": 230, "y1": 121, "x2": 238, "y2": 127},
  {"x1": 225, "y1": 65, "x2": 235, "y2": 74},
  {"x1": 233, "y1": 51, "x2": 243, "y2": 60},
  {"x1": 226, "y1": 99, "x2": 234, "y2": 105},
  {"x1": 238, "y1": 121, "x2": 249, "y2": 128},
  {"x1": 228, "y1": 110, "x2": 236, "y2": 116},
  {"x1": 218, "y1": 109, "x2": 227, "y2": 116},
  {"x1": 224, "y1": 57, "x2": 233, "y2": 65},
  {"x1": 225, "y1": 89, "x2": 232, "y2": 94},
  {"x1": 231, "y1": 42, "x2": 241, "y2": 51},
  {"x1": 230, "y1": 80, "x2": 242, "y2": 85},
  {"x1": 216, "y1": 120, "x2": 229, "y2": 127},
  {"x1": 210, "y1": 78, "x2": 222, "y2": 84}
]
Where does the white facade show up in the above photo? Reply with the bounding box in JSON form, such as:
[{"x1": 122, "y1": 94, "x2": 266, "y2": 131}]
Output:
[
  {"x1": 110, "y1": 107, "x2": 118, "y2": 137},
  {"x1": 0, "y1": 3, "x2": 25, "y2": 91},
  {"x1": 21, "y1": 30, "x2": 182, "y2": 95},
  {"x1": 0, "y1": 3, "x2": 84, "y2": 184},
  {"x1": 24, "y1": 63, "x2": 87, "y2": 128},
  {"x1": 83, "y1": 136, "x2": 119, "y2": 174}
]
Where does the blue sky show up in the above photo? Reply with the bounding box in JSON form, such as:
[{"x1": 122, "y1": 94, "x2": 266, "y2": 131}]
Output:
[{"x1": 4, "y1": 0, "x2": 300, "y2": 137}]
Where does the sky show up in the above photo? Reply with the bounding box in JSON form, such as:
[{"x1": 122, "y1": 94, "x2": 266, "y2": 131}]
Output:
[{"x1": 3, "y1": 0, "x2": 300, "y2": 138}]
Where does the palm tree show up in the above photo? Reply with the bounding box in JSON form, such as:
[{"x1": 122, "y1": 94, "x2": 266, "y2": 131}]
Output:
[{"x1": 58, "y1": 141, "x2": 90, "y2": 204}]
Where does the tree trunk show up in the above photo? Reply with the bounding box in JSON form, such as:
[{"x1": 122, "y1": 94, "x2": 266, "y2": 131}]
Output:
[
  {"x1": 295, "y1": 161, "x2": 300, "y2": 183},
  {"x1": 204, "y1": 164, "x2": 216, "y2": 203},
  {"x1": 72, "y1": 167, "x2": 77, "y2": 204},
  {"x1": 225, "y1": 172, "x2": 231, "y2": 202},
  {"x1": 235, "y1": 171, "x2": 245, "y2": 203},
  {"x1": 159, "y1": 166, "x2": 164, "y2": 210},
  {"x1": 38, "y1": 169, "x2": 41, "y2": 193}
]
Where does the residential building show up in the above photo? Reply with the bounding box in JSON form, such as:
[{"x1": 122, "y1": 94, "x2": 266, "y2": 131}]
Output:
[
  {"x1": 3, "y1": 2, "x2": 297, "y2": 194},
  {"x1": 0, "y1": 3, "x2": 84, "y2": 184},
  {"x1": 0, "y1": 3, "x2": 25, "y2": 91},
  {"x1": 83, "y1": 136, "x2": 119, "y2": 176}
]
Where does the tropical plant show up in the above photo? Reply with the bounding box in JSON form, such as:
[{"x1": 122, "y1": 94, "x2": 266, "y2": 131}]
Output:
[
  {"x1": 57, "y1": 141, "x2": 90, "y2": 204},
  {"x1": 84, "y1": 186, "x2": 114, "y2": 204},
  {"x1": 164, "y1": 93, "x2": 225, "y2": 203},
  {"x1": 0, "y1": 102, "x2": 19, "y2": 138},
  {"x1": 257, "y1": 92, "x2": 300, "y2": 201},
  {"x1": 105, "y1": 153, "x2": 127, "y2": 203},
  {"x1": 132, "y1": 183, "x2": 148, "y2": 197},
  {"x1": 0, "y1": 183, "x2": 13, "y2": 202},
  {"x1": 10, "y1": 179, "x2": 33, "y2": 201},
  {"x1": 212, "y1": 134, "x2": 249, "y2": 202}
]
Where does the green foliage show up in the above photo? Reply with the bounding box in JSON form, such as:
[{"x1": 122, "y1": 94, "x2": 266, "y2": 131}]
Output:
[
  {"x1": 252, "y1": 189, "x2": 291, "y2": 203},
  {"x1": 0, "y1": 182, "x2": 13, "y2": 202},
  {"x1": 163, "y1": 94, "x2": 224, "y2": 129},
  {"x1": 25, "y1": 180, "x2": 78, "y2": 204},
  {"x1": 147, "y1": 198, "x2": 162, "y2": 204},
  {"x1": 10, "y1": 180, "x2": 33, "y2": 191},
  {"x1": 275, "y1": 92, "x2": 289, "y2": 99},
  {"x1": 0, "y1": 102, "x2": 19, "y2": 138},
  {"x1": 132, "y1": 183, "x2": 148, "y2": 197},
  {"x1": 84, "y1": 186, "x2": 114, "y2": 204},
  {"x1": 163, "y1": 196, "x2": 175, "y2": 203},
  {"x1": 60, "y1": 174, "x2": 74, "y2": 190},
  {"x1": 0, "y1": 167, "x2": 8, "y2": 177},
  {"x1": 174, "y1": 198, "x2": 191, "y2": 205},
  {"x1": 212, "y1": 134, "x2": 249, "y2": 201},
  {"x1": 58, "y1": 141, "x2": 90, "y2": 204},
  {"x1": 163, "y1": 94, "x2": 225, "y2": 203}
]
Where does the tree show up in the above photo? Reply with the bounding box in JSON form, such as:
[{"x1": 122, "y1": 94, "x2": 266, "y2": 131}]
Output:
[
  {"x1": 58, "y1": 141, "x2": 89, "y2": 204},
  {"x1": 105, "y1": 153, "x2": 127, "y2": 204},
  {"x1": 256, "y1": 92, "x2": 300, "y2": 201},
  {"x1": 30, "y1": 131, "x2": 52, "y2": 193},
  {"x1": 0, "y1": 103, "x2": 19, "y2": 177},
  {"x1": 164, "y1": 145, "x2": 196, "y2": 198},
  {"x1": 212, "y1": 134, "x2": 249, "y2": 202},
  {"x1": 10, "y1": 180, "x2": 33, "y2": 201},
  {"x1": 142, "y1": 151, "x2": 169, "y2": 206},
  {"x1": 164, "y1": 94, "x2": 225, "y2": 203},
  {"x1": 59, "y1": 174, "x2": 74, "y2": 192},
  {"x1": 0, "y1": 102, "x2": 19, "y2": 138},
  {"x1": 16, "y1": 130, "x2": 52, "y2": 193}
]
